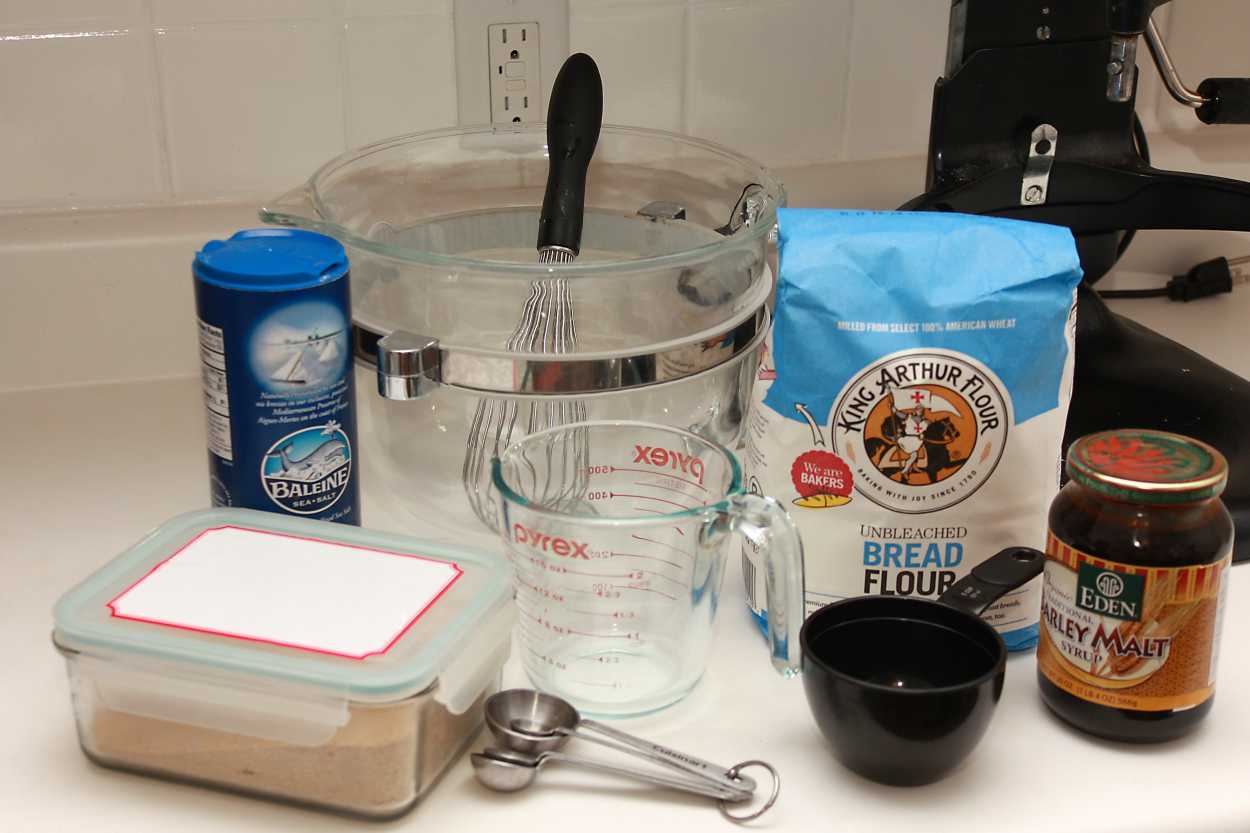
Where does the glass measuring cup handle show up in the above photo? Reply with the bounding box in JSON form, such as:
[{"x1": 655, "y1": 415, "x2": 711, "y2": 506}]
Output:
[{"x1": 727, "y1": 494, "x2": 805, "y2": 677}]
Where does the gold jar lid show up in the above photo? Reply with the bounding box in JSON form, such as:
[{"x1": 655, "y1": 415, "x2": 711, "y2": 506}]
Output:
[{"x1": 1066, "y1": 429, "x2": 1228, "y2": 504}]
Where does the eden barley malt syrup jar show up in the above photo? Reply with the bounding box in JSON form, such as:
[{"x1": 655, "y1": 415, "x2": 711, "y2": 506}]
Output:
[
  {"x1": 1038, "y1": 429, "x2": 1233, "y2": 742},
  {"x1": 193, "y1": 229, "x2": 359, "y2": 525}
]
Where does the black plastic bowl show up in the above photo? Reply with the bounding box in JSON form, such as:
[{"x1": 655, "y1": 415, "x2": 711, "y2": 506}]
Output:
[{"x1": 799, "y1": 595, "x2": 1007, "y2": 787}]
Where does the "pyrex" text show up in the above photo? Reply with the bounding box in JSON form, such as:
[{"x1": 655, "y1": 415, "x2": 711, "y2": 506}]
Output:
[
  {"x1": 512, "y1": 523, "x2": 590, "y2": 559},
  {"x1": 633, "y1": 445, "x2": 705, "y2": 485}
]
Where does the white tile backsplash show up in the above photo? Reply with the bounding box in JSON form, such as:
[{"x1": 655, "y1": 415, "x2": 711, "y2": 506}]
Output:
[
  {"x1": 156, "y1": 21, "x2": 346, "y2": 199},
  {"x1": 0, "y1": 28, "x2": 164, "y2": 206},
  {"x1": 570, "y1": 1, "x2": 685, "y2": 132},
  {"x1": 841, "y1": 0, "x2": 948, "y2": 161},
  {"x1": 343, "y1": 0, "x2": 451, "y2": 17},
  {"x1": 150, "y1": 0, "x2": 333, "y2": 25},
  {"x1": 0, "y1": 0, "x2": 141, "y2": 28},
  {"x1": 687, "y1": 0, "x2": 851, "y2": 166},
  {"x1": 344, "y1": 14, "x2": 457, "y2": 146},
  {"x1": 0, "y1": 241, "x2": 200, "y2": 391},
  {"x1": 0, "y1": 0, "x2": 1246, "y2": 209}
]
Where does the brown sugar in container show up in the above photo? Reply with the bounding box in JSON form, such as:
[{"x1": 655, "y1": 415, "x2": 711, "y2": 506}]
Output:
[
  {"x1": 52, "y1": 509, "x2": 514, "y2": 818},
  {"x1": 1038, "y1": 429, "x2": 1233, "y2": 742}
]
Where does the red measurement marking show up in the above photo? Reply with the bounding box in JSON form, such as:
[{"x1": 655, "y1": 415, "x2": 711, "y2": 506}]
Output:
[
  {"x1": 554, "y1": 585, "x2": 600, "y2": 597},
  {"x1": 567, "y1": 565, "x2": 645, "y2": 577},
  {"x1": 611, "y1": 466, "x2": 707, "y2": 491},
  {"x1": 612, "y1": 492, "x2": 695, "y2": 510},
  {"x1": 568, "y1": 628, "x2": 636, "y2": 639},
  {"x1": 568, "y1": 609, "x2": 639, "y2": 620},
  {"x1": 617, "y1": 584, "x2": 677, "y2": 601},
  {"x1": 610, "y1": 551, "x2": 685, "y2": 570},
  {"x1": 645, "y1": 571, "x2": 689, "y2": 588},
  {"x1": 630, "y1": 534, "x2": 688, "y2": 554}
]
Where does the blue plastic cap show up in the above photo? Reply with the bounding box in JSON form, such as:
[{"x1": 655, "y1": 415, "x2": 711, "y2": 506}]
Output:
[{"x1": 194, "y1": 228, "x2": 349, "y2": 292}]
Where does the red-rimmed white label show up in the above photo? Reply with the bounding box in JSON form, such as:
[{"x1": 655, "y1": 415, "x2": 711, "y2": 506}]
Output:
[{"x1": 107, "y1": 526, "x2": 463, "y2": 660}]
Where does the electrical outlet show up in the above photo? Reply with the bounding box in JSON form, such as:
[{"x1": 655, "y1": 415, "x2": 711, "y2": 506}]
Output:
[
  {"x1": 489, "y1": 22, "x2": 540, "y2": 124},
  {"x1": 453, "y1": 0, "x2": 569, "y2": 126}
]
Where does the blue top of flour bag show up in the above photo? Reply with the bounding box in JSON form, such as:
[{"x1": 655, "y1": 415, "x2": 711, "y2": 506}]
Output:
[{"x1": 766, "y1": 210, "x2": 1083, "y2": 429}]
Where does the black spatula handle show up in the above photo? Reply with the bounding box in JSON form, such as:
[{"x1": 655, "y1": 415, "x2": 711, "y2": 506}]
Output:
[{"x1": 537, "y1": 53, "x2": 603, "y2": 256}]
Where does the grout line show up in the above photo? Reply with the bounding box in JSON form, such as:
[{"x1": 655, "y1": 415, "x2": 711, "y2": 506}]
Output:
[
  {"x1": 835, "y1": 0, "x2": 856, "y2": 162},
  {"x1": 139, "y1": 0, "x2": 176, "y2": 201},
  {"x1": 334, "y1": 5, "x2": 352, "y2": 149},
  {"x1": 135, "y1": 16, "x2": 332, "y2": 29},
  {"x1": 444, "y1": 8, "x2": 459, "y2": 127},
  {"x1": 680, "y1": 0, "x2": 694, "y2": 136},
  {"x1": 0, "y1": 371, "x2": 201, "y2": 399}
]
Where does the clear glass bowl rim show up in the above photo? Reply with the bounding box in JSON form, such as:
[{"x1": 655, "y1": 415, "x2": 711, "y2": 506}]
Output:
[{"x1": 259, "y1": 123, "x2": 787, "y2": 277}]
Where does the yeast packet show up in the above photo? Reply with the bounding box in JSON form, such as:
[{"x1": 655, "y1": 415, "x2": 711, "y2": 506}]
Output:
[{"x1": 743, "y1": 209, "x2": 1083, "y2": 651}]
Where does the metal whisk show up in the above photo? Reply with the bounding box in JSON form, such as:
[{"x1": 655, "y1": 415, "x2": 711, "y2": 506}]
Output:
[
  {"x1": 461, "y1": 53, "x2": 602, "y2": 529},
  {"x1": 461, "y1": 279, "x2": 588, "y2": 526}
]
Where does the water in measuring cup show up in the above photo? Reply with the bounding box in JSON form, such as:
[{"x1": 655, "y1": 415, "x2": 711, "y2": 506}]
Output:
[{"x1": 508, "y1": 441, "x2": 726, "y2": 715}]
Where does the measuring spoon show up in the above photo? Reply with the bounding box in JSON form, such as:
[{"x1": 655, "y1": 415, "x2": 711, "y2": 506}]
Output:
[
  {"x1": 484, "y1": 689, "x2": 756, "y2": 795},
  {"x1": 470, "y1": 747, "x2": 748, "y2": 801}
]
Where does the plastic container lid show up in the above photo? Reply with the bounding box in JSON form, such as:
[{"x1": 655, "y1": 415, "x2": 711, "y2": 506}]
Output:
[
  {"x1": 53, "y1": 509, "x2": 514, "y2": 711},
  {"x1": 194, "y1": 228, "x2": 349, "y2": 292},
  {"x1": 1066, "y1": 429, "x2": 1229, "y2": 504}
]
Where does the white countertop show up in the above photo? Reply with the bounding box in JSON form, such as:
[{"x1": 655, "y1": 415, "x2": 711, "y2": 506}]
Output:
[{"x1": 3, "y1": 342, "x2": 1250, "y2": 832}]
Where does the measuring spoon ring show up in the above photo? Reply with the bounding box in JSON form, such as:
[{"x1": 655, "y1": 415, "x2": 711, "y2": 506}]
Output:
[
  {"x1": 484, "y1": 689, "x2": 757, "y2": 795},
  {"x1": 471, "y1": 748, "x2": 750, "y2": 801}
]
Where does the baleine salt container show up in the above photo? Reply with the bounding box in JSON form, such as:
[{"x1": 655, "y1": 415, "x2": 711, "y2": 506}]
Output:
[
  {"x1": 52, "y1": 509, "x2": 514, "y2": 818},
  {"x1": 194, "y1": 229, "x2": 359, "y2": 525}
]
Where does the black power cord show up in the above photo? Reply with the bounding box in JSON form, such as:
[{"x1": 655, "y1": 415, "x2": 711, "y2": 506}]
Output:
[
  {"x1": 1100, "y1": 255, "x2": 1250, "y2": 301},
  {"x1": 1101, "y1": 114, "x2": 1250, "y2": 302}
]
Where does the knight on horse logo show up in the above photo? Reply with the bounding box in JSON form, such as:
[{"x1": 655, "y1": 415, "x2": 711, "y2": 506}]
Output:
[
  {"x1": 867, "y1": 385, "x2": 970, "y2": 485},
  {"x1": 830, "y1": 349, "x2": 1011, "y2": 514}
]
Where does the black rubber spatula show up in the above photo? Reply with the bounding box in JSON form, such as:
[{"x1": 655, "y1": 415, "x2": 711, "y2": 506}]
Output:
[{"x1": 536, "y1": 53, "x2": 603, "y2": 264}]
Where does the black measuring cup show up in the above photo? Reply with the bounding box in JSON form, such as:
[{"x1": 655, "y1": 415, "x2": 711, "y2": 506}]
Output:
[{"x1": 799, "y1": 547, "x2": 1044, "y2": 786}]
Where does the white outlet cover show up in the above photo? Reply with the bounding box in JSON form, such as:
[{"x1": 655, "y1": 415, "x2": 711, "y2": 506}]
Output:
[
  {"x1": 454, "y1": 0, "x2": 569, "y2": 126},
  {"x1": 488, "y1": 22, "x2": 542, "y2": 124}
]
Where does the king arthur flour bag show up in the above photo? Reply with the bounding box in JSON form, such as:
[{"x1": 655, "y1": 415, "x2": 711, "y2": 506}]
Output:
[{"x1": 743, "y1": 210, "x2": 1082, "y2": 650}]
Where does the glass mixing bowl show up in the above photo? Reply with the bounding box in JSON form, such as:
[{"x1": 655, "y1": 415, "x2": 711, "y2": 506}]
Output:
[{"x1": 261, "y1": 124, "x2": 784, "y2": 537}]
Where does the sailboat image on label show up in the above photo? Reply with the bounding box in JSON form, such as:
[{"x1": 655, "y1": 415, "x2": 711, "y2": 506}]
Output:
[
  {"x1": 266, "y1": 329, "x2": 343, "y2": 386},
  {"x1": 272, "y1": 349, "x2": 307, "y2": 384}
]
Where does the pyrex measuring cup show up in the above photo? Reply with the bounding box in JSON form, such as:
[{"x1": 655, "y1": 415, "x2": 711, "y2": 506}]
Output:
[{"x1": 492, "y1": 420, "x2": 804, "y2": 715}]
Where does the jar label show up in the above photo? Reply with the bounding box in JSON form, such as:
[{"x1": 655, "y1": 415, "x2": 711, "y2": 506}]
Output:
[{"x1": 1038, "y1": 531, "x2": 1229, "y2": 711}]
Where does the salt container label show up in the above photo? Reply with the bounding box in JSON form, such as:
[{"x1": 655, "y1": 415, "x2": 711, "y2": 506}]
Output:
[{"x1": 194, "y1": 276, "x2": 359, "y2": 525}]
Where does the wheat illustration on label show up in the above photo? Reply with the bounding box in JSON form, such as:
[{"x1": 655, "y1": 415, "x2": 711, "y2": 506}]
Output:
[{"x1": 1039, "y1": 532, "x2": 1227, "y2": 707}]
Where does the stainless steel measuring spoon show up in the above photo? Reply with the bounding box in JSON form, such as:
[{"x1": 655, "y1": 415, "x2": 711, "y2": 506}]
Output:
[
  {"x1": 484, "y1": 689, "x2": 757, "y2": 796},
  {"x1": 471, "y1": 747, "x2": 748, "y2": 801}
]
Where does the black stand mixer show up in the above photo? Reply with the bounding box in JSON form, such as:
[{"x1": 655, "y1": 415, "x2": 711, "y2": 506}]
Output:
[{"x1": 902, "y1": 0, "x2": 1250, "y2": 560}]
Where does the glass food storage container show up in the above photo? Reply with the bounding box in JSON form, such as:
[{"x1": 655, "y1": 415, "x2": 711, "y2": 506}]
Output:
[
  {"x1": 260, "y1": 125, "x2": 783, "y2": 540},
  {"x1": 52, "y1": 509, "x2": 514, "y2": 819}
]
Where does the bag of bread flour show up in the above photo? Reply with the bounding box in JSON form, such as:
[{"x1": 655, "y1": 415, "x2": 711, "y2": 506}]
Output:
[{"x1": 743, "y1": 209, "x2": 1082, "y2": 650}]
